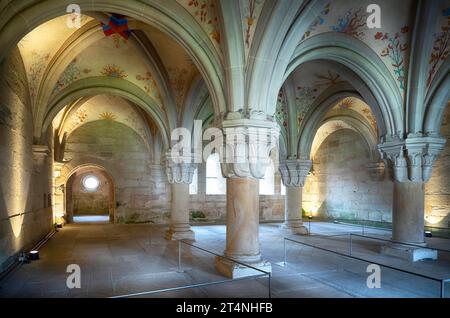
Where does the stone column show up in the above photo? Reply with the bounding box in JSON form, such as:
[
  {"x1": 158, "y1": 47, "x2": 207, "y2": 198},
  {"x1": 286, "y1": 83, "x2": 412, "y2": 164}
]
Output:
[
  {"x1": 378, "y1": 135, "x2": 445, "y2": 261},
  {"x1": 214, "y1": 110, "x2": 279, "y2": 278},
  {"x1": 279, "y1": 159, "x2": 312, "y2": 234},
  {"x1": 165, "y1": 154, "x2": 197, "y2": 241}
]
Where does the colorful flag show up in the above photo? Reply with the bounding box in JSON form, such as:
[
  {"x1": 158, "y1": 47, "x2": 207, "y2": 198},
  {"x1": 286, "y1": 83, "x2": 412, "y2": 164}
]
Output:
[{"x1": 102, "y1": 15, "x2": 131, "y2": 39}]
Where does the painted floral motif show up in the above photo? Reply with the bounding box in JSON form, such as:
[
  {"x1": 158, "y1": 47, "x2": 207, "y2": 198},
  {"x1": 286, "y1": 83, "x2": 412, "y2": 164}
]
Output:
[
  {"x1": 67, "y1": 108, "x2": 88, "y2": 133},
  {"x1": 275, "y1": 90, "x2": 287, "y2": 128},
  {"x1": 52, "y1": 59, "x2": 83, "y2": 94},
  {"x1": 28, "y1": 50, "x2": 51, "y2": 98},
  {"x1": 99, "y1": 112, "x2": 117, "y2": 121},
  {"x1": 374, "y1": 26, "x2": 409, "y2": 90},
  {"x1": 331, "y1": 7, "x2": 367, "y2": 39},
  {"x1": 101, "y1": 64, "x2": 127, "y2": 78},
  {"x1": 111, "y1": 33, "x2": 129, "y2": 49},
  {"x1": 125, "y1": 112, "x2": 148, "y2": 138},
  {"x1": 301, "y1": 3, "x2": 331, "y2": 41},
  {"x1": 136, "y1": 71, "x2": 162, "y2": 105},
  {"x1": 167, "y1": 66, "x2": 190, "y2": 112},
  {"x1": 296, "y1": 86, "x2": 317, "y2": 128},
  {"x1": 427, "y1": 8, "x2": 450, "y2": 87},
  {"x1": 181, "y1": 0, "x2": 220, "y2": 44},
  {"x1": 362, "y1": 108, "x2": 378, "y2": 132},
  {"x1": 337, "y1": 97, "x2": 356, "y2": 110},
  {"x1": 244, "y1": 0, "x2": 263, "y2": 48},
  {"x1": 313, "y1": 70, "x2": 341, "y2": 90}
]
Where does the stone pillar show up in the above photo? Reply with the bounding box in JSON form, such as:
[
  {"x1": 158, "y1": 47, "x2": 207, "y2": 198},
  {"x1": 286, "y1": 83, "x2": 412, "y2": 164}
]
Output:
[
  {"x1": 378, "y1": 135, "x2": 445, "y2": 261},
  {"x1": 165, "y1": 154, "x2": 197, "y2": 241},
  {"x1": 215, "y1": 110, "x2": 279, "y2": 278},
  {"x1": 392, "y1": 181, "x2": 424, "y2": 244},
  {"x1": 279, "y1": 159, "x2": 312, "y2": 234}
]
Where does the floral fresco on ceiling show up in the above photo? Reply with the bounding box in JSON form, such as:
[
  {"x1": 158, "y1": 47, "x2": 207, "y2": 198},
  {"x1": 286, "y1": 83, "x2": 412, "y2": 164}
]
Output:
[
  {"x1": 240, "y1": 0, "x2": 265, "y2": 62},
  {"x1": 57, "y1": 95, "x2": 148, "y2": 141},
  {"x1": 289, "y1": 63, "x2": 343, "y2": 131},
  {"x1": 177, "y1": 0, "x2": 221, "y2": 55},
  {"x1": 18, "y1": 14, "x2": 92, "y2": 103},
  {"x1": 427, "y1": 5, "x2": 450, "y2": 88},
  {"x1": 298, "y1": 0, "x2": 413, "y2": 94},
  {"x1": 332, "y1": 97, "x2": 378, "y2": 133},
  {"x1": 275, "y1": 90, "x2": 287, "y2": 129},
  {"x1": 50, "y1": 37, "x2": 163, "y2": 109}
]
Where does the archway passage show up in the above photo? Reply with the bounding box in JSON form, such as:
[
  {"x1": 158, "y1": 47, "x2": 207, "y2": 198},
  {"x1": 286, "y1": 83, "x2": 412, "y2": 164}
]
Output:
[{"x1": 65, "y1": 166, "x2": 115, "y2": 223}]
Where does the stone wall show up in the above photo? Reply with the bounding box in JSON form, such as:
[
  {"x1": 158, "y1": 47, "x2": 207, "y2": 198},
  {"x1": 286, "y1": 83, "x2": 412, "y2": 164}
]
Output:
[
  {"x1": 62, "y1": 120, "x2": 170, "y2": 224},
  {"x1": 71, "y1": 171, "x2": 110, "y2": 215},
  {"x1": 303, "y1": 129, "x2": 393, "y2": 222},
  {"x1": 425, "y1": 104, "x2": 450, "y2": 228},
  {"x1": 0, "y1": 47, "x2": 53, "y2": 271}
]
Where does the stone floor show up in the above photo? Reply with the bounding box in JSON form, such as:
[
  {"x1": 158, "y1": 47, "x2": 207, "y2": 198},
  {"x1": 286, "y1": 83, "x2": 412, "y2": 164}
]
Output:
[{"x1": 0, "y1": 222, "x2": 449, "y2": 298}]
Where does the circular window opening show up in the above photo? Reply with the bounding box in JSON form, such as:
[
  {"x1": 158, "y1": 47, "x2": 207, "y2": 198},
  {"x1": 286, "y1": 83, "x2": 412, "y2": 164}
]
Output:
[{"x1": 82, "y1": 175, "x2": 100, "y2": 192}]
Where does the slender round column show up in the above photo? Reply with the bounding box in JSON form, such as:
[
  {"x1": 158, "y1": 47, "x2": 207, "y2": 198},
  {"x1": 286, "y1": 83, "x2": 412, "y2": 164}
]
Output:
[
  {"x1": 279, "y1": 159, "x2": 312, "y2": 235},
  {"x1": 165, "y1": 183, "x2": 195, "y2": 240},
  {"x1": 164, "y1": 155, "x2": 196, "y2": 241},
  {"x1": 283, "y1": 186, "x2": 308, "y2": 234}
]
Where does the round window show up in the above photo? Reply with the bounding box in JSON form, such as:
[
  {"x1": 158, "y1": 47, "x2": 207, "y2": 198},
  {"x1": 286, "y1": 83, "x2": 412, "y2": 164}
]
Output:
[{"x1": 82, "y1": 175, "x2": 100, "y2": 192}]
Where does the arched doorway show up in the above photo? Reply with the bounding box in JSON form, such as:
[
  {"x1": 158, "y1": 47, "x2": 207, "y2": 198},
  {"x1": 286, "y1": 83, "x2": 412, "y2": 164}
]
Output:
[{"x1": 65, "y1": 165, "x2": 115, "y2": 223}]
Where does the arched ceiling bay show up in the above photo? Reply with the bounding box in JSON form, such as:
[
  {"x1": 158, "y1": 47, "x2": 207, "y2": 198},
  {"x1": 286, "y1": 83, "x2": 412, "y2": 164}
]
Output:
[
  {"x1": 17, "y1": 12, "x2": 204, "y2": 138},
  {"x1": 52, "y1": 94, "x2": 152, "y2": 146}
]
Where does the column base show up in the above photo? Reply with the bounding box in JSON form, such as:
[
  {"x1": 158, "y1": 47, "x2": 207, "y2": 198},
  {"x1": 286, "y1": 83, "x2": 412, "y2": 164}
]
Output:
[
  {"x1": 281, "y1": 222, "x2": 309, "y2": 235},
  {"x1": 381, "y1": 243, "x2": 437, "y2": 262},
  {"x1": 215, "y1": 256, "x2": 272, "y2": 279},
  {"x1": 165, "y1": 228, "x2": 195, "y2": 241}
]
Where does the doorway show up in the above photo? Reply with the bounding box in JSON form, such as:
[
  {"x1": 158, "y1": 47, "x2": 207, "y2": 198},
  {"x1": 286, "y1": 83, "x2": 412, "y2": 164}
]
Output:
[{"x1": 66, "y1": 166, "x2": 115, "y2": 223}]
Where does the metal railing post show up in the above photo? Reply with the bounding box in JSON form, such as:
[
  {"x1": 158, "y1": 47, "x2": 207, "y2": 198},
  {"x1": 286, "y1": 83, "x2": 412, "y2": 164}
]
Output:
[
  {"x1": 178, "y1": 239, "x2": 182, "y2": 273},
  {"x1": 268, "y1": 273, "x2": 272, "y2": 298},
  {"x1": 349, "y1": 233, "x2": 353, "y2": 256},
  {"x1": 284, "y1": 238, "x2": 287, "y2": 266},
  {"x1": 441, "y1": 281, "x2": 445, "y2": 298}
]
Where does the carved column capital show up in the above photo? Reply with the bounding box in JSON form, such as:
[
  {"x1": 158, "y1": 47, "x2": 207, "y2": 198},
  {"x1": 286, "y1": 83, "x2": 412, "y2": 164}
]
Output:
[
  {"x1": 164, "y1": 152, "x2": 197, "y2": 184},
  {"x1": 219, "y1": 110, "x2": 279, "y2": 179},
  {"x1": 377, "y1": 135, "x2": 446, "y2": 182},
  {"x1": 279, "y1": 159, "x2": 312, "y2": 187}
]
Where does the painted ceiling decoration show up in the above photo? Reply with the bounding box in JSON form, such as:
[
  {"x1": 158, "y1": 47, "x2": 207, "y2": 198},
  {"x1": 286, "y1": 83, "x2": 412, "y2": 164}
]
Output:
[
  {"x1": 102, "y1": 14, "x2": 132, "y2": 39},
  {"x1": 240, "y1": 0, "x2": 265, "y2": 61},
  {"x1": 275, "y1": 90, "x2": 287, "y2": 129},
  {"x1": 298, "y1": 0, "x2": 413, "y2": 94},
  {"x1": 427, "y1": 5, "x2": 450, "y2": 88},
  {"x1": 289, "y1": 64, "x2": 343, "y2": 130},
  {"x1": 177, "y1": 0, "x2": 221, "y2": 55},
  {"x1": 17, "y1": 14, "x2": 92, "y2": 102},
  {"x1": 332, "y1": 97, "x2": 378, "y2": 134},
  {"x1": 51, "y1": 36, "x2": 163, "y2": 108},
  {"x1": 54, "y1": 94, "x2": 150, "y2": 144}
]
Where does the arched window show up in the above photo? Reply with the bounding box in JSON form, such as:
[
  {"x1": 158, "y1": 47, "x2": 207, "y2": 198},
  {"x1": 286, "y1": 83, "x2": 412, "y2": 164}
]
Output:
[
  {"x1": 189, "y1": 168, "x2": 198, "y2": 195},
  {"x1": 206, "y1": 153, "x2": 226, "y2": 195},
  {"x1": 259, "y1": 163, "x2": 275, "y2": 195}
]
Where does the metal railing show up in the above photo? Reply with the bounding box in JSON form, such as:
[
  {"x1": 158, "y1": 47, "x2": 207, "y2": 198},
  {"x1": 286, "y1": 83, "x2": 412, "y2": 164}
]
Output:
[
  {"x1": 282, "y1": 237, "x2": 450, "y2": 298},
  {"x1": 110, "y1": 239, "x2": 271, "y2": 298}
]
